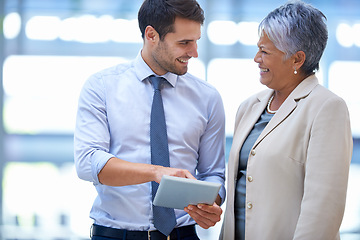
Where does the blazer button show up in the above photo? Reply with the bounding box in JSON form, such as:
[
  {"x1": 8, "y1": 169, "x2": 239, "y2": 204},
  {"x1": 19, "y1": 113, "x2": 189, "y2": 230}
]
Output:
[
  {"x1": 250, "y1": 149, "x2": 256, "y2": 156},
  {"x1": 247, "y1": 202, "x2": 253, "y2": 209},
  {"x1": 247, "y1": 176, "x2": 253, "y2": 182}
]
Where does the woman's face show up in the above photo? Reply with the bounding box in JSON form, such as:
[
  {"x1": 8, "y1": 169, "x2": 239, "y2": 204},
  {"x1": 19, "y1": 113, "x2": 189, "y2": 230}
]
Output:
[{"x1": 254, "y1": 32, "x2": 294, "y2": 91}]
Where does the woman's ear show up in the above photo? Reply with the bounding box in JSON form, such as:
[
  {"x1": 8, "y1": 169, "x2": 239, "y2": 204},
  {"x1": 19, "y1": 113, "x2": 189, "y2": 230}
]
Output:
[{"x1": 293, "y1": 50, "x2": 306, "y2": 70}]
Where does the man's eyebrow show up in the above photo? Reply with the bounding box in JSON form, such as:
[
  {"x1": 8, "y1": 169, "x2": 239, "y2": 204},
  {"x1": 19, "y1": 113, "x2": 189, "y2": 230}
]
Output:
[
  {"x1": 178, "y1": 36, "x2": 201, "y2": 42},
  {"x1": 178, "y1": 39, "x2": 193, "y2": 42}
]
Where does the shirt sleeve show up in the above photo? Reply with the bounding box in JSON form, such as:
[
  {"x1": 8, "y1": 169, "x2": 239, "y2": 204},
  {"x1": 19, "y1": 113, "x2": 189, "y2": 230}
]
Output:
[
  {"x1": 196, "y1": 89, "x2": 227, "y2": 204},
  {"x1": 74, "y1": 73, "x2": 115, "y2": 184}
]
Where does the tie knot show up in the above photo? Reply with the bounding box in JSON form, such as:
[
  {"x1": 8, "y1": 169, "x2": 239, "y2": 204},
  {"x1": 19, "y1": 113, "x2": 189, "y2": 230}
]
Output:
[{"x1": 150, "y1": 76, "x2": 165, "y2": 91}]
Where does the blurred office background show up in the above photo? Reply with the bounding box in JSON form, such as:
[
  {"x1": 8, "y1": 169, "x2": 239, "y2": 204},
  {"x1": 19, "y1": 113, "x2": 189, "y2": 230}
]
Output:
[{"x1": 0, "y1": 0, "x2": 360, "y2": 239}]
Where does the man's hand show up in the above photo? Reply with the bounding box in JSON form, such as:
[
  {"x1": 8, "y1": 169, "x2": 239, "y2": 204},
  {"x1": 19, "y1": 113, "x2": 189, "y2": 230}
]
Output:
[
  {"x1": 153, "y1": 166, "x2": 196, "y2": 183},
  {"x1": 184, "y1": 202, "x2": 223, "y2": 229}
]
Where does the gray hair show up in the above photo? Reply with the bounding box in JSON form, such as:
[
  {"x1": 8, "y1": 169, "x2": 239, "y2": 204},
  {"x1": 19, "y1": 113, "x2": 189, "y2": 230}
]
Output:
[{"x1": 258, "y1": 0, "x2": 328, "y2": 75}]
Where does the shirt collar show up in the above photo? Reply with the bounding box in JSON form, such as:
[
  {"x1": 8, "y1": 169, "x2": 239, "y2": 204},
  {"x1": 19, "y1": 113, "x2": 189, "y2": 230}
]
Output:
[{"x1": 134, "y1": 50, "x2": 177, "y2": 87}]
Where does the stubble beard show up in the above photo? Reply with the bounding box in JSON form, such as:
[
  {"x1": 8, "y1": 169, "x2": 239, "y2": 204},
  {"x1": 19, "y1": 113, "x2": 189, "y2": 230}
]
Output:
[{"x1": 153, "y1": 41, "x2": 188, "y2": 76}]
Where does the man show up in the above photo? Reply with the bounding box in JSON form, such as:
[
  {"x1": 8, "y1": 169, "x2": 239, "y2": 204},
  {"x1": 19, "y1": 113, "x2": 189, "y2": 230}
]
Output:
[{"x1": 74, "y1": 0, "x2": 226, "y2": 239}]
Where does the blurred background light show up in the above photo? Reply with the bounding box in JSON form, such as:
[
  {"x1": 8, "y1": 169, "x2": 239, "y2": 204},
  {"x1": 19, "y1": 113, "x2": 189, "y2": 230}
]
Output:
[
  {"x1": 110, "y1": 19, "x2": 142, "y2": 43},
  {"x1": 26, "y1": 16, "x2": 61, "y2": 41},
  {"x1": 336, "y1": 23, "x2": 355, "y2": 48},
  {"x1": 2, "y1": 55, "x2": 126, "y2": 134},
  {"x1": 238, "y1": 21, "x2": 259, "y2": 46},
  {"x1": 207, "y1": 20, "x2": 239, "y2": 45},
  {"x1": 66, "y1": 14, "x2": 111, "y2": 43},
  {"x1": 3, "y1": 12, "x2": 22, "y2": 39},
  {"x1": 26, "y1": 15, "x2": 142, "y2": 43},
  {"x1": 58, "y1": 17, "x2": 78, "y2": 42},
  {"x1": 353, "y1": 23, "x2": 360, "y2": 47},
  {"x1": 328, "y1": 61, "x2": 360, "y2": 136}
]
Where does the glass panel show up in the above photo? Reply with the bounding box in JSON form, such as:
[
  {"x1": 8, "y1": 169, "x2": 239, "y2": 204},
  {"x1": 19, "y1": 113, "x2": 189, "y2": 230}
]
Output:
[
  {"x1": 3, "y1": 56, "x2": 127, "y2": 134},
  {"x1": 328, "y1": 61, "x2": 360, "y2": 136},
  {"x1": 207, "y1": 58, "x2": 267, "y2": 135},
  {"x1": 2, "y1": 162, "x2": 96, "y2": 238}
]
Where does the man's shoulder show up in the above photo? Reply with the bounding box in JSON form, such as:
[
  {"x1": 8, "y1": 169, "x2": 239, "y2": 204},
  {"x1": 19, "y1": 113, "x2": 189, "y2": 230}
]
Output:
[
  {"x1": 93, "y1": 60, "x2": 134, "y2": 78},
  {"x1": 181, "y1": 72, "x2": 218, "y2": 93}
]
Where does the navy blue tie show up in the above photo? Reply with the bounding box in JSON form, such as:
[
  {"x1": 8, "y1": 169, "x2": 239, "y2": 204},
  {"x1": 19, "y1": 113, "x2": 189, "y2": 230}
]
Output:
[{"x1": 149, "y1": 76, "x2": 176, "y2": 236}]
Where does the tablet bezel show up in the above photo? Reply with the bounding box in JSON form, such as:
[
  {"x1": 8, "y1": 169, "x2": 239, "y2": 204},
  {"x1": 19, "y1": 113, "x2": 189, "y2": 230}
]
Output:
[{"x1": 153, "y1": 175, "x2": 221, "y2": 210}]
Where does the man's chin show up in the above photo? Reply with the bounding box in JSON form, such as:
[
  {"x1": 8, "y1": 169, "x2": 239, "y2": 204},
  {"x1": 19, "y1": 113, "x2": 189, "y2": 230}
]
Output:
[
  {"x1": 166, "y1": 65, "x2": 188, "y2": 76},
  {"x1": 176, "y1": 67, "x2": 188, "y2": 76}
]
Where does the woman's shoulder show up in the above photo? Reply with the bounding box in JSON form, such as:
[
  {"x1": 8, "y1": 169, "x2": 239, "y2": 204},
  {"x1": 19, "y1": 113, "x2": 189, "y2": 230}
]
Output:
[{"x1": 311, "y1": 84, "x2": 347, "y2": 106}]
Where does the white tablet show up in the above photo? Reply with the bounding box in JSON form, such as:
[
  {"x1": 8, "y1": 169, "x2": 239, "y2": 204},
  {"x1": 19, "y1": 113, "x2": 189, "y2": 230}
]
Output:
[{"x1": 153, "y1": 175, "x2": 221, "y2": 210}]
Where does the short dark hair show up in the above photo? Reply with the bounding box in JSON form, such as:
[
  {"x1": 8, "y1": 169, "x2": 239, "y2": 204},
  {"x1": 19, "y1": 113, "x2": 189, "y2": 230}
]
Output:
[{"x1": 138, "y1": 0, "x2": 205, "y2": 40}]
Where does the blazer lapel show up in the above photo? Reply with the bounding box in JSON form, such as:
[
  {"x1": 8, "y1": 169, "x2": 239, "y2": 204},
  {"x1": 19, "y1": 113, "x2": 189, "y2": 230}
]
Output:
[
  {"x1": 231, "y1": 90, "x2": 271, "y2": 159},
  {"x1": 253, "y1": 75, "x2": 319, "y2": 148},
  {"x1": 228, "y1": 90, "x2": 271, "y2": 178}
]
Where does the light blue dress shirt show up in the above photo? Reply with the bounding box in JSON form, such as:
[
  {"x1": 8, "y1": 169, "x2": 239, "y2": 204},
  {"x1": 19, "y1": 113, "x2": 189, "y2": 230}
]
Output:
[{"x1": 74, "y1": 52, "x2": 226, "y2": 231}]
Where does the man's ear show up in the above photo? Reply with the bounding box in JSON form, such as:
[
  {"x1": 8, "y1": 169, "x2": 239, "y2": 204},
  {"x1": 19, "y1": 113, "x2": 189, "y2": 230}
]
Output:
[{"x1": 144, "y1": 25, "x2": 159, "y2": 43}]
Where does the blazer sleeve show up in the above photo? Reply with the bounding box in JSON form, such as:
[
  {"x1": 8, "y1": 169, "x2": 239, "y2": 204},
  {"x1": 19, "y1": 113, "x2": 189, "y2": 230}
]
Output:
[{"x1": 293, "y1": 95, "x2": 353, "y2": 239}]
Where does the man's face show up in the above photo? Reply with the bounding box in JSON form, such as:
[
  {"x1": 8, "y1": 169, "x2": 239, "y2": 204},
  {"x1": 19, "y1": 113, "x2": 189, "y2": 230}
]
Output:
[{"x1": 151, "y1": 17, "x2": 201, "y2": 76}]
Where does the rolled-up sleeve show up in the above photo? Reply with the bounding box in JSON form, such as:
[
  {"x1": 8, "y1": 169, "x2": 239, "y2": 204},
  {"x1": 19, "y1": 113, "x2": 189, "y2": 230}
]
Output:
[{"x1": 74, "y1": 73, "x2": 115, "y2": 184}]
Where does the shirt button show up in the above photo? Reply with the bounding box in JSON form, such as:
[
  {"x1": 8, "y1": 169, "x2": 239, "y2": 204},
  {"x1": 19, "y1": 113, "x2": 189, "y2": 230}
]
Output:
[
  {"x1": 247, "y1": 176, "x2": 253, "y2": 182},
  {"x1": 250, "y1": 149, "x2": 256, "y2": 156},
  {"x1": 247, "y1": 202, "x2": 253, "y2": 209}
]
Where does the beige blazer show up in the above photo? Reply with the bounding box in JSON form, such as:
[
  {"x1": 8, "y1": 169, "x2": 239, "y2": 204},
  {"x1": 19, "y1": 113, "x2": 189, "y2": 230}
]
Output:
[{"x1": 220, "y1": 75, "x2": 353, "y2": 240}]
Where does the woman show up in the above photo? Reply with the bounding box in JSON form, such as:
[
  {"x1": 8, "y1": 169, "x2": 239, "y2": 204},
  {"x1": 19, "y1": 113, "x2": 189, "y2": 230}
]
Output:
[{"x1": 220, "y1": 1, "x2": 353, "y2": 239}]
